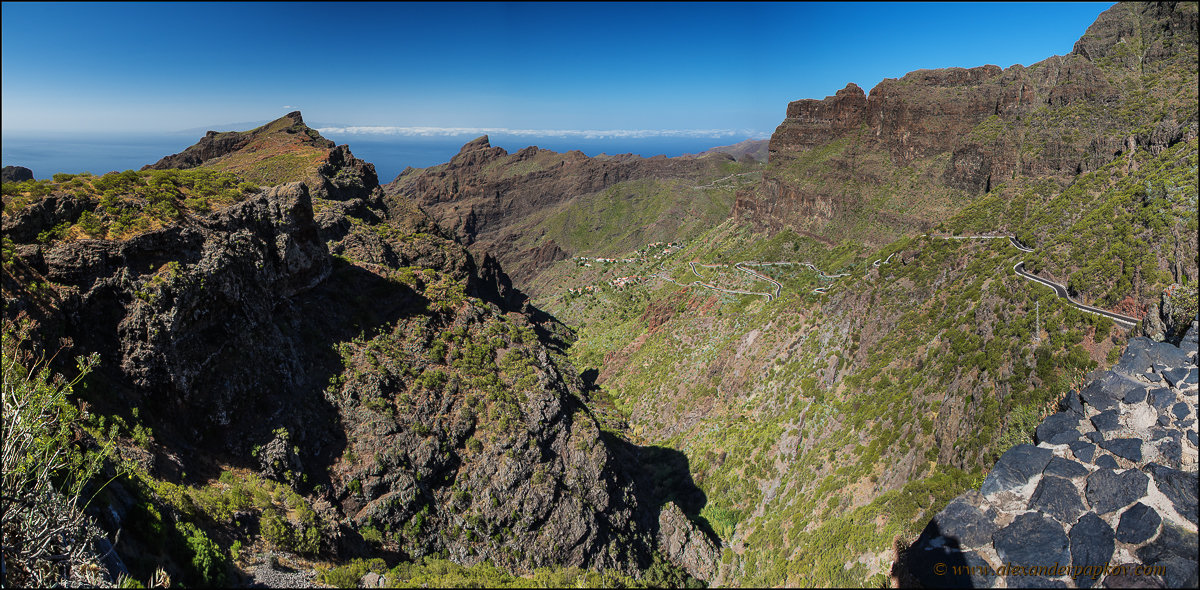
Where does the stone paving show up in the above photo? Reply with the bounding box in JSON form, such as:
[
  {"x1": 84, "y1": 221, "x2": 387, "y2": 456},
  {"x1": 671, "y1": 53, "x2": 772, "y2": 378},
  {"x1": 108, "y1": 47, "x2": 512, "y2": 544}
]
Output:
[{"x1": 902, "y1": 321, "x2": 1198, "y2": 588}]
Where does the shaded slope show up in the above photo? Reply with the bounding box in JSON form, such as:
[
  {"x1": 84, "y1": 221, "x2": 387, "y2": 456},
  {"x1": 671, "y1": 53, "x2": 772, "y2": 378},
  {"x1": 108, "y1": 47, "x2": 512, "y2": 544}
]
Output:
[{"x1": 2, "y1": 115, "x2": 718, "y2": 584}]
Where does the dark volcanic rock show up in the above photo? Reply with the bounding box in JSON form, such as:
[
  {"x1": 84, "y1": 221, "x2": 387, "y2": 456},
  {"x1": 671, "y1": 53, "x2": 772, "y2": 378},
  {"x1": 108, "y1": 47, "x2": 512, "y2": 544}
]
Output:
[
  {"x1": 1062, "y1": 390, "x2": 1087, "y2": 416},
  {"x1": 1170, "y1": 402, "x2": 1190, "y2": 421},
  {"x1": 1, "y1": 165, "x2": 34, "y2": 182},
  {"x1": 1070, "y1": 512, "x2": 1115, "y2": 589},
  {"x1": 1101, "y1": 566, "x2": 1166, "y2": 588},
  {"x1": 1028, "y1": 475, "x2": 1087, "y2": 522},
  {"x1": 1081, "y1": 372, "x2": 1144, "y2": 411},
  {"x1": 1143, "y1": 463, "x2": 1198, "y2": 525},
  {"x1": 993, "y1": 512, "x2": 1070, "y2": 571},
  {"x1": 1037, "y1": 412, "x2": 1083, "y2": 444},
  {"x1": 1116, "y1": 502, "x2": 1162, "y2": 544},
  {"x1": 1044, "y1": 456, "x2": 1090, "y2": 479},
  {"x1": 1070, "y1": 441, "x2": 1097, "y2": 463},
  {"x1": 1135, "y1": 524, "x2": 1199, "y2": 588},
  {"x1": 1125, "y1": 386, "x2": 1149, "y2": 404},
  {"x1": 1094, "y1": 454, "x2": 1121, "y2": 469},
  {"x1": 1, "y1": 193, "x2": 92, "y2": 243},
  {"x1": 1148, "y1": 387, "x2": 1175, "y2": 409},
  {"x1": 980, "y1": 444, "x2": 1052, "y2": 496},
  {"x1": 1085, "y1": 468, "x2": 1149, "y2": 514},
  {"x1": 926, "y1": 491, "x2": 998, "y2": 548},
  {"x1": 1091, "y1": 410, "x2": 1122, "y2": 433},
  {"x1": 1099, "y1": 438, "x2": 1143, "y2": 462}
]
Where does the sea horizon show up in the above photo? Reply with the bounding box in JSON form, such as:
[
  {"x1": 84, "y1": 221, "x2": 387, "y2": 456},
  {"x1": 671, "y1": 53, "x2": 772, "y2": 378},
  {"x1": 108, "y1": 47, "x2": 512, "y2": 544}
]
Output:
[{"x1": 2, "y1": 131, "x2": 765, "y2": 185}]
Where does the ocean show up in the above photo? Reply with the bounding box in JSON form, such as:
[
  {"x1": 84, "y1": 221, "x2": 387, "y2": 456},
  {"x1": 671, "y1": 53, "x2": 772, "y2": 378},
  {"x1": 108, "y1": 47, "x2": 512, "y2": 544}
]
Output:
[{"x1": 2, "y1": 132, "x2": 749, "y2": 184}]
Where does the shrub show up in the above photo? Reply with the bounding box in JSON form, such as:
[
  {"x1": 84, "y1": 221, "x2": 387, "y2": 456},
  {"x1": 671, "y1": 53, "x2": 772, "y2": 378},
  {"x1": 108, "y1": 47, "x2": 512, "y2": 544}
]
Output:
[{"x1": 1, "y1": 319, "x2": 109, "y2": 587}]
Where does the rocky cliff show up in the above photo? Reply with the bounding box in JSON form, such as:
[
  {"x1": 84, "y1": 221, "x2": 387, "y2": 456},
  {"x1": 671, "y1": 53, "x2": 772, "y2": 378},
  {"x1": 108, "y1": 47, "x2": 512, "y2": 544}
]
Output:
[
  {"x1": 737, "y1": 2, "x2": 1198, "y2": 247},
  {"x1": 1, "y1": 114, "x2": 717, "y2": 584},
  {"x1": 2, "y1": 165, "x2": 34, "y2": 183},
  {"x1": 385, "y1": 135, "x2": 755, "y2": 289},
  {"x1": 899, "y1": 322, "x2": 1199, "y2": 588}
]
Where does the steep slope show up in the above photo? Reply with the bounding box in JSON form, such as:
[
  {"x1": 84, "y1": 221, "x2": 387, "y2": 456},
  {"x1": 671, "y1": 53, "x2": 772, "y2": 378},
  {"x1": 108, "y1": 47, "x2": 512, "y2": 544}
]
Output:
[
  {"x1": 535, "y1": 135, "x2": 1196, "y2": 588},
  {"x1": 385, "y1": 136, "x2": 761, "y2": 293},
  {"x1": 516, "y1": 3, "x2": 1198, "y2": 586},
  {"x1": 1, "y1": 115, "x2": 716, "y2": 586},
  {"x1": 735, "y1": 1, "x2": 1198, "y2": 250}
]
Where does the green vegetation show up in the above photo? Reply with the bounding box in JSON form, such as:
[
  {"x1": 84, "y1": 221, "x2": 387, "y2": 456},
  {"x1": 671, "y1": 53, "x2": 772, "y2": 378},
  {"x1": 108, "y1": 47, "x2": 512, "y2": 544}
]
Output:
[
  {"x1": 1, "y1": 168, "x2": 259, "y2": 241},
  {"x1": 1, "y1": 319, "x2": 109, "y2": 587},
  {"x1": 947, "y1": 138, "x2": 1198, "y2": 308},
  {"x1": 318, "y1": 555, "x2": 694, "y2": 589},
  {"x1": 532, "y1": 128, "x2": 1188, "y2": 584}
]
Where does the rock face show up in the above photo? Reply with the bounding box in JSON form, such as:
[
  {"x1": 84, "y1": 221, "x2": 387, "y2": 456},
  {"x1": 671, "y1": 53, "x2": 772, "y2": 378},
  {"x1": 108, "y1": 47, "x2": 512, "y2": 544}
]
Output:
[
  {"x1": 737, "y1": 2, "x2": 1199, "y2": 244},
  {"x1": 656, "y1": 502, "x2": 719, "y2": 580},
  {"x1": 143, "y1": 112, "x2": 334, "y2": 171},
  {"x1": 2, "y1": 165, "x2": 34, "y2": 183},
  {"x1": 385, "y1": 136, "x2": 739, "y2": 286},
  {"x1": 898, "y1": 322, "x2": 1200, "y2": 588},
  {"x1": 2, "y1": 119, "x2": 718, "y2": 581}
]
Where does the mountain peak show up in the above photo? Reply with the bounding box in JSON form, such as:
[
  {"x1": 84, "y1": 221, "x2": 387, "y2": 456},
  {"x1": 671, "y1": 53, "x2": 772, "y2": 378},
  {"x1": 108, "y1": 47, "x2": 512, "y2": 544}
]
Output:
[{"x1": 459, "y1": 135, "x2": 491, "y2": 153}]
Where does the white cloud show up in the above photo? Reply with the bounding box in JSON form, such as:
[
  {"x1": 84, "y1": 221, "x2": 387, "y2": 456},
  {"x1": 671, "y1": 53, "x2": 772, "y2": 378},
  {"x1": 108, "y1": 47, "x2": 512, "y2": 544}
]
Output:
[
  {"x1": 283, "y1": 105, "x2": 296, "y2": 109},
  {"x1": 314, "y1": 125, "x2": 768, "y2": 140}
]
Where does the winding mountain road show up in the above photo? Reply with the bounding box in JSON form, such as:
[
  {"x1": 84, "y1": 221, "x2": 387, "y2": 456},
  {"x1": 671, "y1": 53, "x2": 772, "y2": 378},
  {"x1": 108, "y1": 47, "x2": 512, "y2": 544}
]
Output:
[
  {"x1": 631, "y1": 233, "x2": 1142, "y2": 331},
  {"x1": 937, "y1": 234, "x2": 1139, "y2": 329}
]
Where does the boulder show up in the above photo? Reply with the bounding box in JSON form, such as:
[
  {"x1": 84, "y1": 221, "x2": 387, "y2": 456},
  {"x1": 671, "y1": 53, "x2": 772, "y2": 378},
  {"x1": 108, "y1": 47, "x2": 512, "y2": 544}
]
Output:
[
  {"x1": 926, "y1": 492, "x2": 998, "y2": 548},
  {"x1": 1148, "y1": 388, "x2": 1175, "y2": 410},
  {"x1": 1090, "y1": 410, "x2": 1121, "y2": 433},
  {"x1": 1037, "y1": 412, "x2": 1082, "y2": 445},
  {"x1": 1069, "y1": 441, "x2": 1097, "y2": 463}
]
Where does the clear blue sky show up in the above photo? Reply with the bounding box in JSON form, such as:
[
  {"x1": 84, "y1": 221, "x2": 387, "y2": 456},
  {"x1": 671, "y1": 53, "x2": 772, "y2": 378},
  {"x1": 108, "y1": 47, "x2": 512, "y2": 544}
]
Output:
[{"x1": 2, "y1": 2, "x2": 1114, "y2": 137}]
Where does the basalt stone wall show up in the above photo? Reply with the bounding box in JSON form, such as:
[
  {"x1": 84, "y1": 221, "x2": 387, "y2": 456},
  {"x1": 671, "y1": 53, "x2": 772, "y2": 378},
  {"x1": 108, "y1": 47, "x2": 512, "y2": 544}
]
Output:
[{"x1": 898, "y1": 320, "x2": 1199, "y2": 588}]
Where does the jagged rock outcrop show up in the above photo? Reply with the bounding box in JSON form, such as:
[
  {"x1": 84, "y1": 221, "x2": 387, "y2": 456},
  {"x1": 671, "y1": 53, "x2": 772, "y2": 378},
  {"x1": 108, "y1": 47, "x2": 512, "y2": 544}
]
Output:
[
  {"x1": 898, "y1": 321, "x2": 1199, "y2": 588},
  {"x1": 657, "y1": 502, "x2": 719, "y2": 581},
  {"x1": 142, "y1": 112, "x2": 334, "y2": 171},
  {"x1": 740, "y1": 2, "x2": 1198, "y2": 244},
  {"x1": 2, "y1": 118, "x2": 718, "y2": 582},
  {"x1": 385, "y1": 135, "x2": 741, "y2": 285},
  {"x1": 2, "y1": 165, "x2": 34, "y2": 183}
]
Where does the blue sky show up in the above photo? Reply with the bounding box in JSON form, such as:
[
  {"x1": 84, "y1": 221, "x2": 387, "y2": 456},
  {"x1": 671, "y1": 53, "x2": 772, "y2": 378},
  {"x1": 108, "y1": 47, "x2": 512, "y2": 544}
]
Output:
[{"x1": 2, "y1": 2, "x2": 1114, "y2": 138}]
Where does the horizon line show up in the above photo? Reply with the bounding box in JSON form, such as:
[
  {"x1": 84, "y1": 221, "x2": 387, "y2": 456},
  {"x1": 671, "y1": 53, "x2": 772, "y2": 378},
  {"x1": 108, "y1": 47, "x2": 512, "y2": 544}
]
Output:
[{"x1": 314, "y1": 125, "x2": 771, "y2": 140}]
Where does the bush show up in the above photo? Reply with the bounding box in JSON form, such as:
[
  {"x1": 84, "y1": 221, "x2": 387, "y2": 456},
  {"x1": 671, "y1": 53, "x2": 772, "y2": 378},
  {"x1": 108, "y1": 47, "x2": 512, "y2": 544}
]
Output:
[
  {"x1": 1, "y1": 318, "x2": 109, "y2": 587},
  {"x1": 176, "y1": 521, "x2": 227, "y2": 586}
]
